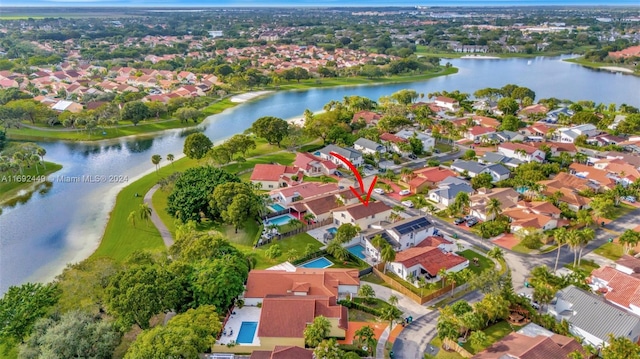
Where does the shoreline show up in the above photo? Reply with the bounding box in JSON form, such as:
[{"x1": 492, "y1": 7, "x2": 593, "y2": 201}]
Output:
[
  {"x1": 229, "y1": 90, "x2": 274, "y2": 103},
  {"x1": 460, "y1": 55, "x2": 500, "y2": 59},
  {"x1": 600, "y1": 66, "x2": 634, "y2": 74}
]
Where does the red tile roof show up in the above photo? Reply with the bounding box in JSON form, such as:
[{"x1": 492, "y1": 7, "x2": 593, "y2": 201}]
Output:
[
  {"x1": 250, "y1": 164, "x2": 300, "y2": 181},
  {"x1": 245, "y1": 268, "x2": 359, "y2": 299},
  {"x1": 352, "y1": 110, "x2": 382, "y2": 124},
  {"x1": 473, "y1": 115, "x2": 500, "y2": 128},
  {"x1": 271, "y1": 182, "x2": 339, "y2": 199},
  {"x1": 413, "y1": 167, "x2": 458, "y2": 183},
  {"x1": 591, "y1": 266, "x2": 640, "y2": 309},
  {"x1": 250, "y1": 346, "x2": 313, "y2": 359},
  {"x1": 472, "y1": 333, "x2": 583, "y2": 359},
  {"x1": 336, "y1": 201, "x2": 392, "y2": 220},
  {"x1": 499, "y1": 142, "x2": 539, "y2": 155},
  {"x1": 467, "y1": 126, "x2": 496, "y2": 136},
  {"x1": 394, "y1": 247, "x2": 468, "y2": 276},
  {"x1": 380, "y1": 132, "x2": 407, "y2": 143},
  {"x1": 435, "y1": 96, "x2": 457, "y2": 104}
]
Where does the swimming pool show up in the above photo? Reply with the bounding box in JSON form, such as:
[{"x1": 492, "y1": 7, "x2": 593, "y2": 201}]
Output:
[
  {"x1": 298, "y1": 257, "x2": 334, "y2": 269},
  {"x1": 327, "y1": 227, "x2": 338, "y2": 234},
  {"x1": 270, "y1": 203, "x2": 286, "y2": 212},
  {"x1": 347, "y1": 244, "x2": 366, "y2": 260},
  {"x1": 266, "y1": 214, "x2": 295, "y2": 226},
  {"x1": 236, "y1": 322, "x2": 258, "y2": 344}
]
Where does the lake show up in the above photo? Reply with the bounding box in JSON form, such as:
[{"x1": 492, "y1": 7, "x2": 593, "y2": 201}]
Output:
[{"x1": 0, "y1": 55, "x2": 639, "y2": 294}]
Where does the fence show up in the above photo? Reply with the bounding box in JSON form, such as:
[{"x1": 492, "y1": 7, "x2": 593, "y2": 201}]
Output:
[
  {"x1": 372, "y1": 265, "x2": 455, "y2": 305},
  {"x1": 442, "y1": 338, "x2": 473, "y2": 358},
  {"x1": 278, "y1": 218, "x2": 332, "y2": 238}
]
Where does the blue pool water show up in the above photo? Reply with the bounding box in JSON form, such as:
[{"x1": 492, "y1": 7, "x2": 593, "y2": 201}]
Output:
[
  {"x1": 347, "y1": 244, "x2": 366, "y2": 260},
  {"x1": 270, "y1": 203, "x2": 286, "y2": 211},
  {"x1": 327, "y1": 227, "x2": 338, "y2": 234},
  {"x1": 237, "y1": 322, "x2": 258, "y2": 344},
  {"x1": 267, "y1": 214, "x2": 295, "y2": 226},
  {"x1": 299, "y1": 257, "x2": 334, "y2": 269}
]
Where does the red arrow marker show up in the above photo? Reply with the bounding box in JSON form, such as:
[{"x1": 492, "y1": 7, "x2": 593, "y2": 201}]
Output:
[{"x1": 329, "y1": 151, "x2": 378, "y2": 206}]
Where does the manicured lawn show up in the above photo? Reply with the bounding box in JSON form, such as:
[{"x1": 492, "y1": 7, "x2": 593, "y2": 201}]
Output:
[
  {"x1": 349, "y1": 308, "x2": 379, "y2": 322},
  {"x1": 0, "y1": 161, "x2": 62, "y2": 204},
  {"x1": 200, "y1": 98, "x2": 237, "y2": 117},
  {"x1": 511, "y1": 242, "x2": 534, "y2": 254},
  {"x1": 457, "y1": 250, "x2": 493, "y2": 275},
  {"x1": 361, "y1": 272, "x2": 388, "y2": 286},
  {"x1": 303, "y1": 175, "x2": 337, "y2": 183},
  {"x1": 427, "y1": 338, "x2": 464, "y2": 359},
  {"x1": 594, "y1": 242, "x2": 624, "y2": 261},
  {"x1": 384, "y1": 270, "x2": 445, "y2": 297},
  {"x1": 605, "y1": 203, "x2": 637, "y2": 220},
  {"x1": 434, "y1": 143, "x2": 454, "y2": 153},
  {"x1": 564, "y1": 259, "x2": 600, "y2": 275},
  {"x1": 90, "y1": 156, "x2": 200, "y2": 262},
  {"x1": 462, "y1": 321, "x2": 516, "y2": 355},
  {"x1": 564, "y1": 57, "x2": 638, "y2": 75},
  {"x1": 221, "y1": 152, "x2": 296, "y2": 174},
  {"x1": 353, "y1": 297, "x2": 395, "y2": 312},
  {"x1": 255, "y1": 233, "x2": 323, "y2": 269}
]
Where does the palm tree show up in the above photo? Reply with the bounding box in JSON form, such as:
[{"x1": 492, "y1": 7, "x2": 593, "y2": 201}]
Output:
[
  {"x1": 151, "y1": 154, "x2": 162, "y2": 174},
  {"x1": 619, "y1": 229, "x2": 640, "y2": 254},
  {"x1": 379, "y1": 306, "x2": 401, "y2": 332},
  {"x1": 577, "y1": 227, "x2": 595, "y2": 266},
  {"x1": 30, "y1": 154, "x2": 41, "y2": 174},
  {"x1": 166, "y1": 153, "x2": 175, "y2": 167},
  {"x1": 487, "y1": 247, "x2": 504, "y2": 263},
  {"x1": 127, "y1": 210, "x2": 137, "y2": 228},
  {"x1": 326, "y1": 240, "x2": 349, "y2": 261},
  {"x1": 380, "y1": 245, "x2": 396, "y2": 274},
  {"x1": 486, "y1": 198, "x2": 502, "y2": 221},
  {"x1": 413, "y1": 196, "x2": 429, "y2": 215},
  {"x1": 371, "y1": 234, "x2": 386, "y2": 255},
  {"x1": 303, "y1": 213, "x2": 316, "y2": 225},
  {"x1": 566, "y1": 230, "x2": 582, "y2": 267},
  {"x1": 139, "y1": 203, "x2": 152, "y2": 227},
  {"x1": 453, "y1": 192, "x2": 471, "y2": 215},
  {"x1": 553, "y1": 227, "x2": 568, "y2": 272},
  {"x1": 388, "y1": 295, "x2": 399, "y2": 307},
  {"x1": 37, "y1": 147, "x2": 46, "y2": 169}
]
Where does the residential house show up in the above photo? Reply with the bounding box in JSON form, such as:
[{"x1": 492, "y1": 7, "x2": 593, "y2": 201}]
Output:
[
  {"x1": 538, "y1": 172, "x2": 593, "y2": 211},
  {"x1": 318, "y1": 145, "x2": 363, "y2": 168},
  {"x1": 363, "y1": 216, "x2": 437, "y2": 255},
  {"x1": 568, "y1": 163, "x2": 617, "y2": 190},
  {"x1": 548, "y1": 285, "x2": 640, "y2": 347},
  {"x1": 352, "y1": 110, "x2": 382, "y2": 126},
  {"x1": 521, "y1": 123, "x2": 553, "y2": 138},
  {"x1": 586, "y1": 133, "x2": 626, "y2": 147},
  {"x1": 387, "y1": 238, "x2": 468, "y2": 284},
  {"x1": 401, "y1": 167, "x2": 457, "y2": 194},
  {"x1": 395, "y1": 129, "x2": 435, "y2": 151},
  {"x1": 293, "y1": 152, "x2": 337, "y2": 177},
  {"x1": 289, "y1": 190, "x2": 359, "y2": 223},
  {"x1": 466, "y1": 126, "x2": 497, "y2": 143},
  {"x1": 250, "y1": 164, "x2": 302, "y2": 190},
  {"x1": 51, "y1": 100, "x2": 83, "y2": 113},
  {"x1": 472, "y1": 332, "x2": 584, "y2": 359},
  {"x1": 470, "y1": 187, "x2": 520, "y2": 221},
  {"x1": 242, "y1": 269, "x2": 359, "y2": 350},
  {"x1": 503, "y1": 201, "x2": 562, "y2": 232},
  {"x1": 529, "y1": 141, "x2": 578, "y2": 157},
  {"x1": 250, "y1": 346, "x2": 313, "y2": 359},
  {"x1": 558, "y1": 124, "x2": 599, "y2": 143},
  {"x1": 269, "y1": 182, "x2": 339, "y2": 206},
  {"x1": 380, "y1": 132, "x2": 408, "y2": 154},
  {"x1": 450, "y1": 160, "x2": 510, "y2": 182},
  {"x1": 331, "y1": 201, "x2": 393, "y2": 229},
  {"x1": 590, "y1": 266, "x2": 640, "y2": 316},
  {"x1": 478, "y1": 152, "x2": 523, "y2": 169},
  {"x1": 545, "y1": 107, "x2": 574, "y2": 124},
  {"x1": 428, "y1": 176, "x2": 474, "y2": 207},
  {"x1": 498, "y1": 142, "x2": 546, "y2": 163},
  {"x1": 592, "y1": 157, "x2": 640, "y2": 186},
  {"x1": 472, "y1": 115, "x2": 501, "y2": 129},
  {"x1": 433, "y1": 96, "x2": 459, "y2": 111},
  {"x1": 609, "y1": 114, "x2": 627, "y2": 130},
  {"x1": 490, "y1": 130, "x2": 526, "y2": 143},
  {"x1": 353, "y1": 138, "x2": 386, "y2": 155},
  {"x1": 616, "y1": 255, "x2": 640, "y2": 278},
  {"x1": 519, "y1": 104, "x2": 549, "y2": 117}
]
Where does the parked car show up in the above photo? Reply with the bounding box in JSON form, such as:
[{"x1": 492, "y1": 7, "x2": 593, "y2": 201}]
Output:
[
  {"x1": 625, "y1": 195, "x2": 636, "y2": 203},
  {"x1": 364, "y1": 164, "x2": 375, "y2": 171},
  {"x1": 463, "y1": 215, "x2": 475, "y2": 221},
  {"x1": 335, "y1": 170, "x2": 344, "y2": 177},
  {"x1": 466, "y1": 218, "x2": 479, "y2": 227},
  {"x1": 408, "y1": 154, "x2": 418, "y2": 160},
  {"x1": 454, "y1": 218, "x2": 465, "y2": 225},
  {"x1": 374, "y1": 188, "x2": 385, "y2": 195},
  {"x1": 401, "y1": 200, "x2": 414, "y2": 208},
  {"x1": 399, "y1": 189, "x2": 411, "y2": 196}
]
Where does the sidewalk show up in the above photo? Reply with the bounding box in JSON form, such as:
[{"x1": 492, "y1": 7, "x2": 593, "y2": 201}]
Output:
[{"x1": 144, "y1": 184, "x2": 174, "y2": 248}]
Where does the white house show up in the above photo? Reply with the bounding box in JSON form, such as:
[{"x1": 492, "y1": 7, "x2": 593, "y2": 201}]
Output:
[
  {"x1": 318, "y1": 145, "x2": 363, "y2": 168},
  {"x1": 434, "y1": 96, "x2": 459, "y2": 111},
  {"x1": 450, "y1": 160, "x2": 510, "y2": 182},
  {"x1": 428, "y1": 177, "x2": 474, "y2": 207},
  {"x1": 395, "y1": 129, "x2": 435, "y2": 151},
  {"x1": 497, "y1": 142, "x2": 546, "y2": 163},
  {"x1": 590, "y1": 266, "x2": 640, "y2": 317},
  {"x1": 250, "y1": 164, "x2": 303, "y2": 190},
  {"x1": 558, "y1": 124, "x2": 599, "y2": 143},
  {"x1": 380, "y1": 132, "x2": 409, "y2": 155},
  {"x1": 353, "y1": 138, "x2": 386, "y2": 155},
  {"x1": 363, "y1": 216, "x2": 436, "y2": 257},
  {"x1": 331, "y1": 201, "x2": 393, "y2": 229}
]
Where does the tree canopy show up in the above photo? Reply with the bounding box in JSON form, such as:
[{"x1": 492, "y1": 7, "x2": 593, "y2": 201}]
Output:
[
  {"x1": 183, "y1": 132, "x2": 213, "y2": 160},
  {"x1": 0, "y1": 283, "x2": 60, "y2": 344},
  {"x1": 250, "y1": 116, "x2": 289, "y2": 145}
]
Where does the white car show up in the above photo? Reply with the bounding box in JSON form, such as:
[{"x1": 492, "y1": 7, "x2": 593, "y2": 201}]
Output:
[
  {"x1": 402, "y1": 200, "x2": 414, "y2": 208},
  {"x1": 399, "y1": 189, "x2": 411, "y2": 196},
  {"x1": 373, "y1": 188, "x2": 385, "y2": 195}
]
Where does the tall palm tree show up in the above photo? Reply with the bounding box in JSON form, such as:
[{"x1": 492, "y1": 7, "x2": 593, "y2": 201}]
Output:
[
  {"x1": 566, "y1": 230, "x2": 582, "y2": 267},
  {"x1": 37, "y1": 147, "x2": 46, "y2": 169},
  {"x1": 326, "y1": 240, "x2": 349, "y2": 261},
  {"x1": 127, "y1": 210, "x2": 137, "y2": 228},
  {"x1": 413, "y1": 195, "x2": 429, "y2": 215},
  {"x1": 139, "y1": 203, "x2": 152, "y2": 227},
  {"x1": 577, "y1": 227, "x2": 595, "y2": 266},
  {"x1": 151, "y1": 154, "x2": 162, "y2": 174},
  {"x1": 380, "y1": 245, "x2": 396, "y2": 274},
  {"x1": 486, "y1": 198, "x2": 502, "y2": 221},
  {"x1": 487, "y1": 247, "x2": 504, "y2": 263},
  {"x1": 553, "y1": 227, "x2": 568, "y2": 272},
  {"x1": 30, "y1": 154, "x2": 40, "y2": 174},
  {"x1": 454, "y1": 192, "x2": 471, "y2": 215},
  {"x1": 400, "y1": 167, "x2": 414, "y2": 182},
  {"x1": 166, "y1": 153, "x2": 175, "y2": 167},
  {"x1": 371, "y1": 234, "x2": 386, "y2": 254},
  {"x1": 303, "y1": 213, "x2": 316, "y2": 225}
]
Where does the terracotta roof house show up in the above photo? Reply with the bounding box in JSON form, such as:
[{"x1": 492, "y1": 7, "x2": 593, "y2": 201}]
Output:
[
  {"x1": 503, "y1": 201, "x2": 562, "y2": 232},
  {"x1": 250, "y1": 346, "x2": 313, "y2": 359},
  {"x1": 568, "y1": 163, "x2": 617, "y2": 190},
  {"x1": 521, "y1": 123, "x2": 553, "y2": 137},
  {"x1": 434, "y1": 96, "x2": 459, "y2": 111},
  {"x1": 590, "y1": 266, "x2": 640, "y2": 317},
  {"x1": 592, "y1": 158, "x2": 640, "y2": 186},
  {"x1": 387, "y1": 240, "x2": 468, "y2": 283},
  {"x1": 51, "y1": 100, "x2": 83, "y2": 113},
  {"x1": 293, "y1": 152, "x2": 337, "y2": 177},
  {"x1": 470, "y1": 187, "x2": 520, "y2": 221},
  {"x1": 289, "y1": 190, "x2": 359, "y2": 223},
  {"x1": 250, "y1": 164, "x2": 302, "y2": 190},
  {"x1": 538, "y1": 173, "x2": 594, "y2": 211},
  {"x1": 472, "y1": 332, "x2": 583, "y2": 359},
  {"x1": 497, "y1": 142, "x2": 546, "y2": 163},
  {"x1": 616, "y1": 255, "x2": 640, "y2": 279},
  {"x1": 269, "y1": 182, "x2": 340, "y2": 206},
  {"x1": 519, "y1": 104, "x2": 549, "y2": 117},
  {"x1": 400, "y1": 166, "x2": 458, "y2": 194},
  {"x1": 472, "y1": 115, "x2": 501, "y2": 128},
  {"x1": 332, "y1": 201, "x2": 393, "y2": 229},
  {"x1": 466, "y1": 126, "x2": 497, "y2": 142},
  {"x1": 609, "y1": 45, "x2": 640, "y2": 58},
  {"x1": 352, "y1": 110, "x2": 382, "y2": 126},
  {"x1": 380, "y1": 132, "x2": 408, "y2": 154}
]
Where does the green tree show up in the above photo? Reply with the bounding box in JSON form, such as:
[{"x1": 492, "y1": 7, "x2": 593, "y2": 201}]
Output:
[
  {"x1": 0, "y1": 283, "x2": 60, "y2": 344},
  {"x1": 357, "y1": 284, "x2": 376, "y2": 303},
  {"x1": 461, "y1": 149, "x2": 476, "y2": 160},
  {"x1": 104, "y1": 265, "x2": 182, "y2": 329},
  {"x1": 121, "y1": 101, "x2": 151, "y2": 125},
  {"x1": 619, "y1": 229, "x2": 640, "y2": 254},
  {"x1": 265, "y1": 244, "x2": 282, "y2": 260},
  {"x1": 379, "y1": 305, "x2": 402, "y2": 332},
  {"x1": 326, "y1": 240, "x2": 350, "y2": 261},
  {"x1": 175, "y1": 107, "x2": 201, "y2": 123},
  {"x1": 500, "y1": 115, "x2": 522, "y2": 131},
  {"x1": 145, "y1": 101, "x2": 167, "y2": 119},
  {"x1": 590, "y1": 196, "x2": 614, "y2": 225},
  {"x1": 151, "y1": 154, "x2": 162, "y2": 173},
  {"x1": 304, "y1": 315, "x2": 331, "y2": 348},
  {"x1": 250, "y1": 116, "x2": 289, "y2": 146},
  {"x1": 601, "y1": 334, "x2": 640, "y2": 359},
  {"x1": 183, "y1": 132, "x2": 213, "y2": 160},
  {"x1": 553, "y1": 227, "x2": 568, "y2": 272},
  {"x1": 19, "y1": 311, "x2": 120, "y2": 359},
  {"x1": 127, "y1": 210, "x2": 137, "y2": 228},
  {"x1": 138, "y1": 203, "x2": 152, "y2": 227},
  {"x1": 485, "y1": 198, "x2": 502, "y2": 221},
  {"x1": 189, "y1": 256, "x2": 248, "y2": 310},
  {"x1": 313, "y1": 338, "x2": 344, "y2": 359},
  {"x1": 497, "y1": 97, "x2": 519, "y2": 116},
  {"x1": 380, "y1": 244, "x2": 396, "y2": 274},
  {"x1": 354, "y1": 325, "x2": 377, "y2": 356},
  {"x1": 5, "y1": 99, "x2": 55, "y2": 124},
  {"x1": 471, "y1": 172, "x2": 494, "y2": 190},
  {"x1": 166, "y1": 153, "x2": 175, "y2": 167},
  {"x1": 335, "y1": 223, "x2": 359, "y2": 244},
  {"x1": 487, "y1": 246, "x2": 504, "y2": 262},
  {"x1": 391, "y1": 89, "x2": 419, "y2": 105},
  {"x1": 469, "y1": 330, "x2": 488, "y2": 349}
]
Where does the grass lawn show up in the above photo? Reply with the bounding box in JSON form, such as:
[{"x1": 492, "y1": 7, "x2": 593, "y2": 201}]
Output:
[
  {"x1": 200, "y1": 98, "x2": 237, "y2": 117},
  {"x1": 0, "y1": 342, "x2": 18, "y2": 359},
  {"x1": 605, "y1": 203, "x2": 637, "y2": 220},
  {"x1": 90, "y1": 156, "x2": 201, "y2": 262},
  {"x1": 385, "y1": 270, "x2": 445, "y2": 297},
  {"x1": 0, "y1": 161, "x2": 62, "y2": 205},
  {"x1": 462, "y1": 321, "x2": 516, "y2": 355},
  {"x1": 564, "y1": 57, "x2": 638, "y2": 75},
  {"x1": 254, "y1": 233, "x2": 323, "y2": 269},
  {"x1": 511, "y1": 242, "x2": 534, "y2": 254},
  {"x1": 457, "y1": 250, "x2": 493, "y2": 275},
  {"x1": 361, "y1": 272, "x2": 388, "y2": 286},
  {"x1": 427, "y1": 338, "x2": 464, "y2": 359},
  {"x1": 434, "y1": 143, "x2": 454, "y2": 153},
  {"x1": 349, "y1": 308, "x2": 379, "y2": 322},
  {"x1": 594, "y1": 242, "x2": 624, "y2": 261},
  {"x1": 564, "y1": 259, "x2": 600, "y2": 275},
  {"x1": 221, "y1": 152, "x2": 296, "y2": 174},
  {"x1": 303, "y1": 175, "x2": 337, "y2": 183}
]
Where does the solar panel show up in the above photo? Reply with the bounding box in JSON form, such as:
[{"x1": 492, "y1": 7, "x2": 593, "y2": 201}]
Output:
[{"x1": 394, "y1": 217, "x2": 431, "y2": 235}]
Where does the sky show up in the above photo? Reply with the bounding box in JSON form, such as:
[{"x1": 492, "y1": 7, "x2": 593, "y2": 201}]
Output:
[{"x1": 1, "y1": 0, "x2": 639, "y2": 8}]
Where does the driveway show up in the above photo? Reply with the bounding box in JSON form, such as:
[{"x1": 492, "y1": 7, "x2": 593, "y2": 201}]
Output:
[{"x1": 391, "y1": 310, "x2": 440, "y2": 359}]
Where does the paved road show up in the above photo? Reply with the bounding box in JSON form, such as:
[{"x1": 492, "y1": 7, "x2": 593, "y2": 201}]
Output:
[{"x1": 144, "y1": 184, "x2": 174, "y2": 248}]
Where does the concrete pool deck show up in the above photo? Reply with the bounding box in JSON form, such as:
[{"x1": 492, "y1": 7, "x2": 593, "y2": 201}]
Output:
[{"x1": 217, "y1": 306, "x2": 262, "y2": 346}]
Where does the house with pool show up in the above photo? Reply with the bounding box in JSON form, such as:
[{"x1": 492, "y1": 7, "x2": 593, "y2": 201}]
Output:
[
  {"x1": 268, "y1": 182, "x2": 340, "y2": 206},
  {"x1": 250, "y1": 163, "x2": 303, "y2": 190},
  {"x1": 214, "y1": 268, "x2": 359, "y2": 353},
  {"x1": 331, "y1": 201, "x2": 393, "y2": 229},
  {"x1": 361, "y1": 216, "x2": 436, "y2": 259}
]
